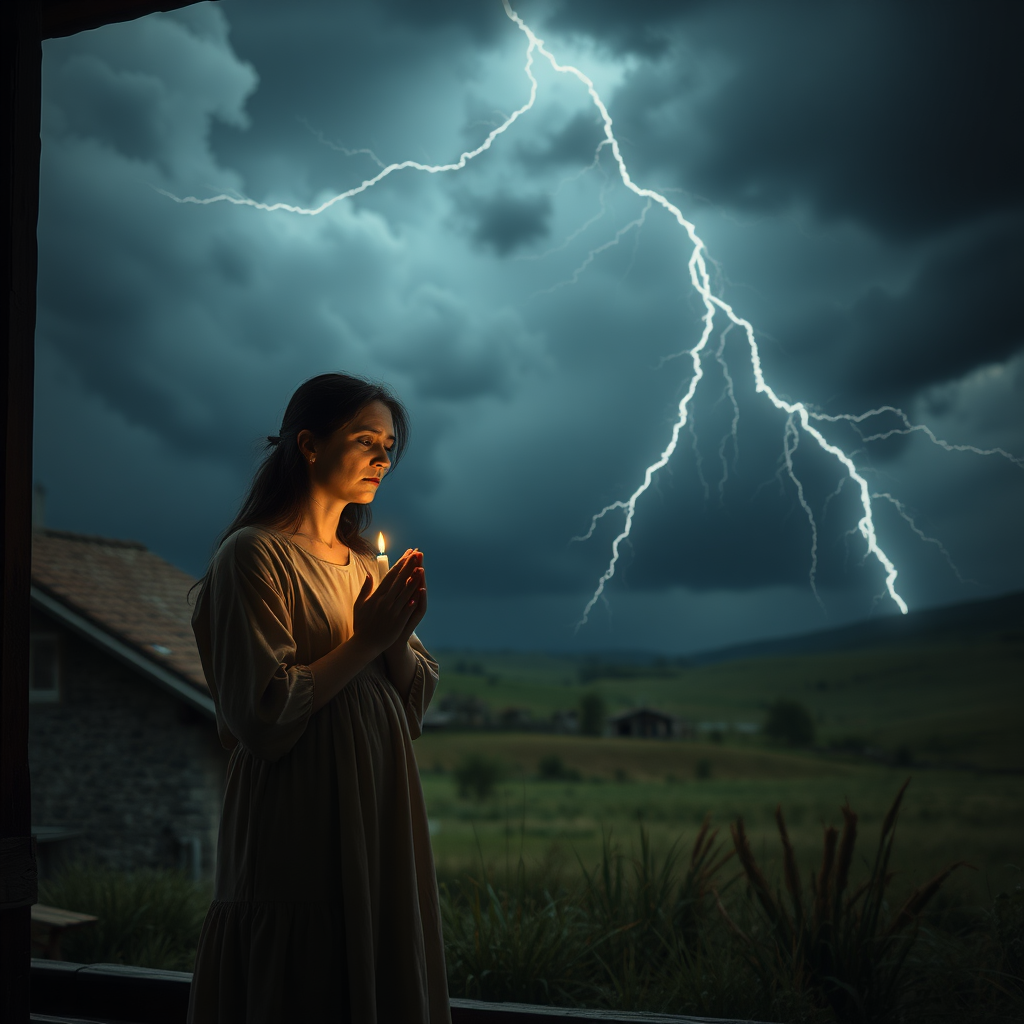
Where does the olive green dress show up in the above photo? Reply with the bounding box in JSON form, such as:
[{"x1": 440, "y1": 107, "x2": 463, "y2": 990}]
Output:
[{"x1": 187, "y1": 526, "x2": 449, "y2": 1024}]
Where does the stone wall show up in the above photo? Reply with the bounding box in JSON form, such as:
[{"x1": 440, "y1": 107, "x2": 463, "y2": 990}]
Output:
[{"x1": 28, "y1": 607, "x2": 228, "y2": 877}]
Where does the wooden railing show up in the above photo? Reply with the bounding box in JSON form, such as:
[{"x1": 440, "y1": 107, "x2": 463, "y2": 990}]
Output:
[{"x1": 30, "y1": 960, "x2": 765, "y2": 1024}]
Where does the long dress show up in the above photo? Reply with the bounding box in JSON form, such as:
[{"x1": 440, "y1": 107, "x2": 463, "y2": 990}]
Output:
[{"x1": 186, "y1": 526, "x2": 450, "y2": 1024}]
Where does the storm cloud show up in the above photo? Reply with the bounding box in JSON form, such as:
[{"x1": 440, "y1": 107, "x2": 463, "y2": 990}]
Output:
[{"x1": 33, "y1": 0, "x2": 1023, "y2": 654}]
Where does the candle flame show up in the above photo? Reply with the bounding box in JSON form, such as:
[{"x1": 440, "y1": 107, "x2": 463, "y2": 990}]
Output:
[{"x1": 377, "y1": 532, "x2": 386, "y2": 555}]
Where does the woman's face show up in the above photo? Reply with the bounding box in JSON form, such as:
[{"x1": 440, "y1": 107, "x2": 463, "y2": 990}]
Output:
[{"x1": 306, "y1": 400, "x2": 395, "y2": 505}]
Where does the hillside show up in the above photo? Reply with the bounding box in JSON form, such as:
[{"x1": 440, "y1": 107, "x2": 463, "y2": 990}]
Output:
[
  {"x1": 688, "y1": 588, "x2": 1024, "y2": 665},
  {"x1": 433, "y1": 591, "x2": 1024, "y2": 773}
]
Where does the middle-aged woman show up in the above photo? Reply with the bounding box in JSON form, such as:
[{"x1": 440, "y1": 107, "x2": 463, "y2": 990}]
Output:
[{"x1": 187, "y1": 373, "x2": 450, "y2": 1023}]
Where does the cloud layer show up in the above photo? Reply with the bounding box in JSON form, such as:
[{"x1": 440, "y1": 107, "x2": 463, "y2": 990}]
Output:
[{"x1": 34, "y1": 0, "x2": 1023, "y2": 653}]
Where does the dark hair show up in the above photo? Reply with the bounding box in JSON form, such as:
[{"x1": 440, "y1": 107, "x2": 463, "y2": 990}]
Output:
[{"x1": 199, "y1": 373, "x2": 408, "y2": 591}]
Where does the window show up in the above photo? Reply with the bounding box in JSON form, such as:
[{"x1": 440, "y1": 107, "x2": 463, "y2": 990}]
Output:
[{"x1": 29, "y1": 634, "x2": 61, "y2": 703}]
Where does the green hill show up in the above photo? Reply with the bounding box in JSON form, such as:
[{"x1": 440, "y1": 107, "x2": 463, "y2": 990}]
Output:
[{"x1": 432, "y1": 595, "x2": 1024, "y2": 772}]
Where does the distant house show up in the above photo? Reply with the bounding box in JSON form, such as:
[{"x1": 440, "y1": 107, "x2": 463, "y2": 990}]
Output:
[
  {"x1": 608, "y1": 707, "x2": 680, "y2": 740},
  {"x1": 30, "y1": 529, "x2": 225, "y2": 879},
  {"x1": 551, "y1": 709, "x2": 579, "y2": 734},
  {"x1": 497, "y1": 707, "x2": 533, "y2": 730},
  {"x1": 423, "y1": 692, "x2": 491, "y2": 730}
]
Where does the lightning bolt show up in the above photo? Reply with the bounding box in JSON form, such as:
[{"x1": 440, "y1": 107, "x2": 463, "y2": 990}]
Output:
[
  {"x1": 520, "y1": 141, "x2": 612, "y2": 261},
  {"x1": 519, "y1": 182, "x2": 610, "y2": 262},
  {"x1": 157, "y1": 20, "x2": 545, "y2": 215},
  {"x1": 301, "y1": 120, "x2": 387, "y2": 169},
  {"x1": 821, "y1": 475, "x2": 847, "y2": 519},
  {"x1": 536, "y1": 198, "x2": 651, "y2": 296},
  {"x1": 713, "y1": 323, "x2": 740, "y2": 503},
  {"x1": 871, "y1": 491, "x2": 973, "y2": 585},
  {"x1": 811, "y1": 406, "x2": 1024, "y2": 468},
  {"x1": 782, "y1": 416, "x2": 824, "y2": 610},
  {"x1": 689, "y1": 411, "x2": 710, "y2": 502},
  {"x1": 492, "y1": 5, "x2": 911, "y2": 625},
  {"x1": 161, "y1": 1, "x2": 1022, "y2": 629}
]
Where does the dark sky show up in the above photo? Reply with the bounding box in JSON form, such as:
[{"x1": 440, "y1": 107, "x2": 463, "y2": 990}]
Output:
[{"x1": 34, "y1": 0, "x2": 1024, "y2": 654}]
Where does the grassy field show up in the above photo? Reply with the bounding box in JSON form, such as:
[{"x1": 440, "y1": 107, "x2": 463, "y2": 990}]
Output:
[
  {"x1": 432, "y1": 634, "x2": 1024, "y2": 770},
  {"x1": 419, "y1": 634, "x2": 1024, "y2": 903},
  {"x1": 41, "y1": 630, "x2": 1022, "y2": 1019},
  {"x1": 416, "y1": 735, "x2": 1023, "y2": 903}
]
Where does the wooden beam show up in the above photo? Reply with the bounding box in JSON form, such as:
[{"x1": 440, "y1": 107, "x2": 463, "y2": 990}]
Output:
[
  {"x1": 0, "y1": 2, "x2": 41, "y2": 1020},
  {"x1": 31, "y1": 959, "x2": 768, "y2": 1024},
  {"x1": 42, "y1": 0, "x2": 214, "y2": 39},
  {"x1": 1, "y1": 4, "x2": 207, "y2": 1019}
]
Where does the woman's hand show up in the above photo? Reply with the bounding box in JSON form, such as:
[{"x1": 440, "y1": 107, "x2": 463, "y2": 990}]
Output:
[
  {"x1": 351, "y1": 549, "x2": 425, "y2": 657},
  {"x1": 309, "y1": 550, "x2": 424, "y2": 712},
  {"x1": 392, "y1": 549, "x2": 428, "y2": 648},
  {"x1": 378, "y1": 549, "x2": 427, "y2": 696}
]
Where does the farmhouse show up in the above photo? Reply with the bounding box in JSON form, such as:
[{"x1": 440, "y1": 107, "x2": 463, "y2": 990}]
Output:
[
  {"x1": 29, "y1": 528, "x2": 225, "y2": 879},
  {"x1": 608, "y1": 707, "x2": 681, "y2": 739}
]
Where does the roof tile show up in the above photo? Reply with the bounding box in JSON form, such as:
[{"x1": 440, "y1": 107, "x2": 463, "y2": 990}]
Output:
[{"x1": 31, "y1": 529, "x2": 208, "y2": 694}]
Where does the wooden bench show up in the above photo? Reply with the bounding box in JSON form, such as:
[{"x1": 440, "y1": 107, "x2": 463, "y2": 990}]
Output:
[{"x1": 30, "y1": 903, "x2": 98, "y2": 961}]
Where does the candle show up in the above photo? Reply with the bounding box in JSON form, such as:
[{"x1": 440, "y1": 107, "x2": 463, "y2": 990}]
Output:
[{"x1": 376, "y1": 532, "x2": 389, "y2": 574}]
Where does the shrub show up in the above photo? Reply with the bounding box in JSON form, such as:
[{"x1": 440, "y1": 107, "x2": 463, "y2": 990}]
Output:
[
  {"x1": 38, "y1": 862, "x2": 209, "y2": 971},
  {"x1": 538, "y1": 755, "x2": 581, "y2": 782},
  {"x1": 454, "y1": 753, "x2": 503, "y2": 800},
  {"x1": 829, "y1": 735, "x2": 869, "y2": 755},
  {"x1": 579, "y1": 693, "x2": 606, "y2": 736},
  {"x1": 763, "y1": 698, "x2": 815, "y2": 746}
]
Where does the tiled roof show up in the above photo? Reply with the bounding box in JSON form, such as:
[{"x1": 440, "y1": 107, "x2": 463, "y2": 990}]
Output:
[{"x1": 31, "y1": 529, "x2": 208, "y2": 694}]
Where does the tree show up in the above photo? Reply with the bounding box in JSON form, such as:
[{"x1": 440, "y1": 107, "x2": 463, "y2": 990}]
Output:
[
  {"x1": 453, "y1": 753, "x2": 502, "y2": 800},
  {"x1": 579, "y1": 693, "x2": 607, "y2": 737},
  {"x1": 764, "y1": 699, "x2": 815, "y2": 747},
  {"x1": 538, "y1": 754, "x2": 580, "y2": 781}
]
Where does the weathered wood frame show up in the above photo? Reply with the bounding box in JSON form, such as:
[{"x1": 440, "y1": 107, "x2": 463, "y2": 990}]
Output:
[{"x1": 1, "y1": 5, "x2": 210, "y2": 1020}]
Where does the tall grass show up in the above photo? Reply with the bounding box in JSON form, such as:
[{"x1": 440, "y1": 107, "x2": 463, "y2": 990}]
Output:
[
  {"x1": 441, "y1": 867, "x2": 592, "y2": 1006},
  {"x1": 574, "y1": 819, "x2": 735, "y2": 1011},
  {"x1": 35, "y1": 791, "x2": 1023, "y2": 1022},
  {"x1": 441, "y1": 819, "x2": 818, "y2": 1020},
  {"x1": 38, "y1": 861, "x2": 208, "y2": 971},
  {"x1": 719, "y1": 780, "x2": 966, "y2": 1022},
  {"x1": 442, "y1": 787, "x2": 1022, "y2": 1022}
]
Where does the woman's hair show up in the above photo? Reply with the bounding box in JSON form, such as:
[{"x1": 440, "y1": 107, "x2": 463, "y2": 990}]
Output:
[{"x1": 214, "y1": 372, "x2": 408, "y2": 561}]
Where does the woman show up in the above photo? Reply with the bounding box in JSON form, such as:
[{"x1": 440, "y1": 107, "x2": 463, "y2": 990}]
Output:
[{"x1": 187, "y1": 374, "x2": 450, "y2": 1023}]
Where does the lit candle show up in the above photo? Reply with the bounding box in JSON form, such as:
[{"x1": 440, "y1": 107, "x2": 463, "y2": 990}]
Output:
[{"x1": 376, "y1": 532, "x2": 389, "y2": 574}]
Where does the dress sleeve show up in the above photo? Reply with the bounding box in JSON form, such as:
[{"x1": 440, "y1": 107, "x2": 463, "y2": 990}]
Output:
[
  {"x1": 201, "y1": 533, "x2": 314, "y2": 762},
  {"x1": 402, "y1": 633, "x2": 439, "y2": 741}
]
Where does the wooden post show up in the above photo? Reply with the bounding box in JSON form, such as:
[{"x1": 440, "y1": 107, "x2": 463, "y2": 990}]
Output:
[
  {"x1": 1, "y1": 6, "x2": 206, "y2": 1020},
  {"x1": 0, "y1": 1, "x2": 41, "y2": 1021}
]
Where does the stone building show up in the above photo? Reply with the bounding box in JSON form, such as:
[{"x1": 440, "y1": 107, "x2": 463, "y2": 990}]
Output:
[{"x1": 29, "y1": 529, "x2": 225, "y2": 879}]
